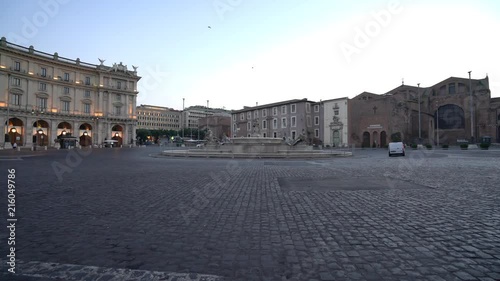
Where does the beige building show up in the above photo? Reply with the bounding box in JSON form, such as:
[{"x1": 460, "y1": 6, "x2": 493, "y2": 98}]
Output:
[
  {"x1": 0, "y1": 37, "x2": 141, "y2": 148},
  {"x1": 136, "y1": 104, "x2": 181, "y2": 131}
]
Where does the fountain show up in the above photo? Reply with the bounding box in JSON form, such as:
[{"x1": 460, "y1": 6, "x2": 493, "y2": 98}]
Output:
[{"x1": 161, "y1": 120, "x2": 351, "y2": 158}]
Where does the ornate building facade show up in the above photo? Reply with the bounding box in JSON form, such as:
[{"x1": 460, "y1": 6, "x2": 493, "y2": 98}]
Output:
[
  {"x1": 320, "y1": 97, "x2": 348, "y2": 147},
  {"x1": 348, "y1": 76, "x2": 498, "y2": 147},
  {"x1": 0, "y1": 37, "x2": 141, "y2": 148}
]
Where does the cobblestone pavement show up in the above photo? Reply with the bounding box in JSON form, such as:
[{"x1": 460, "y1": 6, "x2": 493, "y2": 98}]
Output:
[{"x1": 0, "y1": 147, "x2": 499, "y2": 280}]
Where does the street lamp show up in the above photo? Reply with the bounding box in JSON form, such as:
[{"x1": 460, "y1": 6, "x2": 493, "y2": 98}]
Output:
[
  {"x1": 11, "y1": 128, "x2": 16, "y2": 134},
  {"x1": 62, "y1": 130, "x2": 67, "y2": 136},
  {"x1": 417, "y1": 83, "x2": 421, "y2": 143},
  {"x1": 115, "y1": 132, "x2": 119, "y2": 137},
  {"x1": 83, "y1": 131, "x2": 88, "y2": 136},
  {"x1": 37, "y1": 128, "x2": 43, "y2": 146},
  {"x1": 468, "y1": 71, "x2": 474, "y2": 143},
  {"x1": 436, "y1": 100, "x2": 439, "y2": 147},
  {"x1": 182, "y1": 98, "x2": 185, "y2": 140}
]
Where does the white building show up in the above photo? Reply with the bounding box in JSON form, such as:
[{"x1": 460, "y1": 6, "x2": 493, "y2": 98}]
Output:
[
  {"x1": 321, "y1": 97, "x2": 349, "y2": 147},
  {"x1": 0, "y1": 37, "x2": 141, "y2": 148},
  {"x1": 136, "y1": 104, "x2": 181, "y2": 131}
]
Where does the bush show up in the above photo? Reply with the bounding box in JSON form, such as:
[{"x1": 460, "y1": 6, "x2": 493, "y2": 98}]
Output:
[
  {"x1": 480, "y1": 143, "x2": 490, "y2": 149},
  {"x1": 460, "y1": 143, "x2": 468, "y2": 149},
  {"x1": 425, "y1": 144, "x2": 432, "y2": 149},
  {"x1": 441, "y1": 144, "x2": 449, "y2": 149},
  {"x1": 411, "y1": 143, "x2": 418, "y2": 149}
]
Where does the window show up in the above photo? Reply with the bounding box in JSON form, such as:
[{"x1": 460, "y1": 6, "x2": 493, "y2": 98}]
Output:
[
  {"x1": 314, "y1": 116, "x2": 319, "y2": 125},
  {"x1": 12, "y1": 78, "x2": 21, "y2": 86},
  {"x1": 232, "y1": 115, "x2": 236, "y2": 121},
  {"x1": 41, "y1": 67, "x2": 47, "y2": 77},
  {"x1": 247, "y1": 112, "x2": 251, "y2": 120},
  {"x1": 254, "y1": 110, "x2": 258, "y2": 118},
  {"x1": 84, "y1": 103, "x2": 91, "y2": 114},
  {"x1": 272, "y1": 107, "x2": 277, "y2": 116},
  {"x1": 37, "y1": 97, "x2": 47, "y2": 110},
  {"x1": 273, "y1": 118, "x2": 278, "y2": 129},
  {"x1": 64, "y1": 87, "x2": 70, "y2": 94},
  {"x1": 449, "y1": 83, "x2": 456, "y2": 95},
  {"x1": 39, "y1": 82, "x2": 47, "y2": 91},
  {"x1": 233, "y1": 123, "x2": 237, "y2": 133},
  {"x1": 315, "y1": 129, "x2": 319, "y2": 138},
  {"x1": 247, "y1": 122, "x2": 251, "y2": 130},
  {"x1": 262, "y1": 120, "x2": 267, "y2": 129},
  {"x1": 64, "y1": 73, "x2": 70, "y2": 81},
  {"x1": 116, "y1": 94, "x2": 121, "y2": 101},
  {"x1": 240, "y1": 113, "x2": 244, "y2": 120},
  {"x1": 306, "y1": 103, "x2": 311, "y2": 113},
  {"x1": 263, "y1": 133, "x2": 267, "y2": 138},
  {"x1": 334, "y1": 110, "x2": 339, "y2": 116},
  {"x1": 85, "y1": 77, "x2": 90, "y2": 85},
  {"x1": 114, "y1": 106, "x2": 121, "y2": 115},
  {"x1": 85, "y1": 90, "x2": 91, "y2": 98},
  {"x1": 314, "y1": 105, "x2": 319, "y2": 112},
  {"x1": 117, "y1": 81, "x2": 122, "y2": 89},
  {"x1": 14, "y1": 61, "x2": 20, "y2": 71},
  {"x1": 307, "y1": 116, "x2": 311, "y2": 127},
  {"x1": 281, "y1": 117, "x2": 287, "y2": 128},
  {"x1": 334, "y1": 102, "x2": 338, "y2": 108},
  {"x1": 62, "y1": 101, "x2": 70, "y2": 112},
  {"x1": 262, "y1": 109, "x2": 267, "y2": 117},
  {"x1": 291, "y1": 116, "x2": 296, "y2": 127},
  {"x1": 273, "y1": 132, "x2": 277, "y2": 138},
  {"x1": 291, "y1": 131, "x2": 296, "y2": 140},
  {"x1": 281, "y1": 105, "x2": 287, "y2": 114},
  {"x1": 291, "y1": 104, "x2": 296, "y2": 113},
  {"x1": 10, "y1": 94, "x2": 20, "y2": 106}
]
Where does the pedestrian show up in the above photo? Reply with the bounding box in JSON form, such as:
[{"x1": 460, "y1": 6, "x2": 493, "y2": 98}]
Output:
[{"x1": 12, "y1": 142, "x2": 17, "y2": 150}]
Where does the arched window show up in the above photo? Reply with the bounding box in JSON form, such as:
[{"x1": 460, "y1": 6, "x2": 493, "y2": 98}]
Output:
[{"x1": 436, "y1": 104, "x2": 465, "y2": 129}]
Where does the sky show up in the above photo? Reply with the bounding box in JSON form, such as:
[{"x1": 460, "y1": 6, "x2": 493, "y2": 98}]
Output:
[{"x1": 1, "y1": 0, "x2": 499, "y2": 111}]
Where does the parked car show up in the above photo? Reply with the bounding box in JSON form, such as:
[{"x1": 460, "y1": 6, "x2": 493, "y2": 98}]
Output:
[{"x1": 388, "y1": 142, "x2": 405, "y2": 157}]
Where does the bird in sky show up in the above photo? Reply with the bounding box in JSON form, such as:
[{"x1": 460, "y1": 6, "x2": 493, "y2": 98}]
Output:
[{"x1": 208, "y1": 26, "x2": 211, "y2": 29}]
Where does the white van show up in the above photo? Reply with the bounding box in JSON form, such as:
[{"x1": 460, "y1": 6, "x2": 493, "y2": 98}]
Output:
[{"x1": 388, "y1": 142, "x2": 405, "y2": 157}]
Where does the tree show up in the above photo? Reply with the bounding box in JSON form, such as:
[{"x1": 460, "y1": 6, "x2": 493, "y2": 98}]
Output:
[{"x1": 390, "y1": 132, "x2": 402, "y2": 142}]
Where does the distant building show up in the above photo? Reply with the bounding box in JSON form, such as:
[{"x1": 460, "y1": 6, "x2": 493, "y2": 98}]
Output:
[
  {"x1": 0, "y1": 37, "x2": 140, "y2": 148},
  {"x1": 231, "y1": 98, "x2": 321, "y2": 144},
  {"x1": 136, "y1": 104, "x2": 181, "y2": 131},
  {"x1": 348, "y1": 76, "x2": 499, "y2": 147},
  {"x1": 199, "y1": 114, "x2": 231, "y2": 141},
  {"x1": 181, "y1": 105, "x2": 231, "y2": 130}
]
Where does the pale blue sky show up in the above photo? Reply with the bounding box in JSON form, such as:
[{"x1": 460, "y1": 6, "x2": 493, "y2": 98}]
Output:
[{"x1": 1, "y1": 0, "x2": 499, "y2": 110}]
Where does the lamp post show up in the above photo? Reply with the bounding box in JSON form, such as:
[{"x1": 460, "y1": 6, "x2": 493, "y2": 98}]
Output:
[
  {"x1": 31, "y1": 108, "x2": 44, "y2": 147},
  {"x1": 206, "y1": 100, "x2": 209, "y2": 139},
  {"x1": 468, "y1": 71, "x2": 474, "y2": 143},
  {"x1": 417, "y1": 83, "x2": 421, "y2": 143},
  {"x1": 5, "y1": 73, "x2": 10, "y2": 148},
  {"x1": 436, "y1": 100, "x2": 439, "y2": 147},
  {"x1": 182, "y1": 98, "x2": 185, "y2": 140},
  {"x1": 37, "y1": 128, "x2": 43, "y2": 146}
]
